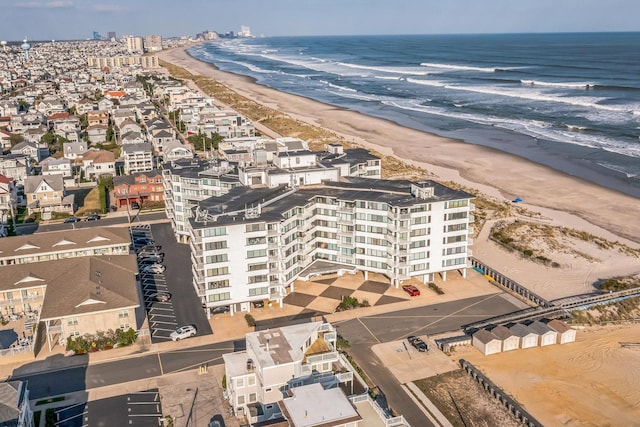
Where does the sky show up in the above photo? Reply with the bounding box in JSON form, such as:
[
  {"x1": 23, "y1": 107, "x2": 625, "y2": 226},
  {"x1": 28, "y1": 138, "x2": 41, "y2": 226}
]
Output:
[{"x1": 2, "y1": 0, "x2": 639, "y2": 41}]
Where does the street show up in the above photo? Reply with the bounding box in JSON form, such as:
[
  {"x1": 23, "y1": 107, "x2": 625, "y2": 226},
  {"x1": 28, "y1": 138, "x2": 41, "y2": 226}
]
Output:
[{"x1": 10, "y1": 292, "x2": 520, "y2": 427}]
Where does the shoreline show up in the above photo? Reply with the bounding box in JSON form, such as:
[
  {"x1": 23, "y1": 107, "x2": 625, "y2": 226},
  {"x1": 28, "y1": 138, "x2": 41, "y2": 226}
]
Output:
[{"x1": 157, "y1": 45, "x2": 640, "y2": 245}]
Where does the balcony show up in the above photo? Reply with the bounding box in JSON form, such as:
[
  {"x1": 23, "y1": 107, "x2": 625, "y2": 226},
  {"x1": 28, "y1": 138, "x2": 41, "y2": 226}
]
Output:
[{"x1": 305, "y1": 351, "x2": 339, "y2": 365}]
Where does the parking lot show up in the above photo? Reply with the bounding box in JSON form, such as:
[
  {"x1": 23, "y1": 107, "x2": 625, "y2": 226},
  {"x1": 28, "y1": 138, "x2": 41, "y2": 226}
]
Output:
[
  {"x1": 87, "y1": 389, "x2": 163, "y2": 426},
  {"x1": 132, "y1": 224, "x2": 211, "y2": 343}
]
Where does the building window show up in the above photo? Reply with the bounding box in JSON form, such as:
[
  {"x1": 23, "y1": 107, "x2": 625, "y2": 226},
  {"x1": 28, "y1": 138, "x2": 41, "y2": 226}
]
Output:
[
  {"x1": 67, "y1": 317, "x2": 79, "y2": 326},
  {"x1": 203, "y1": 227, "x2": 227, "y2": 237},
  {"x1": 248, "y1": 287, "x2": 269, "y2": 296},
  {"x1": 205, "y1": 240, "x2": 227, "y2": 250},
  {"x1": 237, "y1": 395, "x2": 245, "y2": 405},
  {"x1": 245, "y1": 223, "x2": 265, "y2": 233},
  {"x1": 118, "y1": 310, "x2": 129, "y2": 318},
  {"x1": 248, "y1": 392, "x2": 257, "y2": 403},
  {"x1": 236, "y1": 378, "x2": 244, "y2": 388},
  {"x1": 206, "y1": 254, "x2": 228, "y2": 264},
  {"x1": 247, "y1": 249, "x2": 267, "y2": 259},
  {"x1": 206, "y1": 267, "x2": 229, "y2": 276},
  {"x1": 120, "y1": 323, "x2": 131, "y2": 330},
  {"x1": 247, "y1": 376, "x2": 256, "y2": 386},
  {"x1": 208, "y1": 292, "x2": 231, "y2": 302}
]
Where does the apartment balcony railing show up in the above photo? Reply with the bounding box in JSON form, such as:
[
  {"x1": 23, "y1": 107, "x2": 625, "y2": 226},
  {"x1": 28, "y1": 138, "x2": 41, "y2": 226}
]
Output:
[{"x1": 305, "y1": 351, "x2": 339, "y2": 365}]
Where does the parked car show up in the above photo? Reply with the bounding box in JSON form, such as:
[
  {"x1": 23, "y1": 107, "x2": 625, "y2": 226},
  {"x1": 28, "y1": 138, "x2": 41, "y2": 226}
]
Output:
[
  {"x1": 137, "y1": 249, "x2": 162, "y2": 258},
  {"x1": 149, "y1": 292, "x2": 171, "y2": 302},
  {"x1": 139, "y1": 256, "x2": 164, "y2": 265},
  {"x1": 209, "y1": 305, "x2": 230, "y2": 314},
  {"x1": 85, "y1": 214, "x2": 101, "y2": 221},
  {"x1": 402, "y1": 284, "x2": 420, "y2": 297},
  {"x1": 131, "y1": 201, "x2": 140, "y2": 210},
  {"x1": 407, "y1": 336, "x2": 428, "y2": 352},
  {"x1": 170, "y1": 325, "x2": 197, "y2": 341},
  {"x1": 252, "y1": 300, "x2": 265, "y2": 308},
  {"x1": 133, "y1": 237, "x2": 155, "y2": 247},
  {"x1": 141, "y1": 264, "x2": 166, "y2": 274},
  {"x1": 64, "y1": 216, "x2": 80, "y2": 223},
  {"x1": 109, "y1": 205, "x2": 118, "y2": 212},
  {"x1": 137, "y1": 244, "x2": 162, "y2": 253}
]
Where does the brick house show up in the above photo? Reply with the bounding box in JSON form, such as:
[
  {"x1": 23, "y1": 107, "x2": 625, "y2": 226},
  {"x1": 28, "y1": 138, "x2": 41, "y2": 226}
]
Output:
[{"x1": 112, "y1": 169, "x2": 164, "y2": 208}]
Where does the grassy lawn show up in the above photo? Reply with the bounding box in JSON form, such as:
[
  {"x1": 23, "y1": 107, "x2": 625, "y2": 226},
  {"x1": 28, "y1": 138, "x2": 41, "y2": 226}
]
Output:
[{"x1": 75, "y1": 187, "x2": 102, "y2": 216}]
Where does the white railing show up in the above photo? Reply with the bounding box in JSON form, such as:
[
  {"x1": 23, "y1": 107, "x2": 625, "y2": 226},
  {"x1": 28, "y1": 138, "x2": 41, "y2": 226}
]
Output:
[
  {"x1": 348, "y1": 394, "x2": 410, "y2": 427},
  {"x1": 0, "y1": 344, "x2": 33, "y2": 358},
  {"x1": 306, "y1": 351, "x2": 339, "y2": 365}
]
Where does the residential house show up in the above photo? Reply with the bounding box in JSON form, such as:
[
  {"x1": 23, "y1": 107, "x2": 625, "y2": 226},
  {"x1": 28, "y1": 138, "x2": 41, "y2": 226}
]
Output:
[
  {"x1": 0, "y1": 154, "x2": 32, "y2": 188},
  {"x1": 23, "y1": 125, "x2": 49, "y2": 146},
  {"x1": 113, "y1": 170, "x2": 164, "y2": 208},
  {"x1": 3, "y1": 255, "x2": 142, "y2": 352},
  {"x1": 96, "y1": 98, "x2": 114, "y2": 112},
  {"x1": 40, "y1": 156, "x2": 72, "y2": 179},
  {"x1": 122, "y1": 142, "x2": 153, "y2": 174},
  {"x1": 0, "y1": 129, "x2": 12, "y2": 151},
  {"x1": 24, "y1": 174, "x2": 74, "y2": 216},
  {"x1": 87, "y1": 110, "x2": 110, "y2": 127},
  {"x1": 112, "y1": 109, "x2": 137, "y2": 128},
  {"x1": 118, "y1": 118, "x2": 142, "y2": 135},
  {"x1": 86, "y1": 124, "x2": 109, "y2": 144},
  {"x1": 0, "y1": 381, "x2": 35, "y2": 427},
  {"x1": 0, "y1": 100, "x2": 19, "y2": 116},
  {"x1": 162, "y1": 140, "x2": 193, "y2": 161},
  {"x1": 149, "y1": 129, "x2": 175, "y2": 154},
  {"x1": 75, "y1": 97, "x2": 95, "y2": 114},
  {"x1": 10, "y1": 113, "x2": 46, "y2": 133},
  {"x1": 79, "y1": 149, "x2": 116, "y2": 179},
  {"x1": 223, "y1": 322, "x2": 340, "y2": 419},
  {"x1": 120, "y1": 131, "x2": 146, "y2": 145},
  {"x1": 63, "y1": 140, "x2": 88, "y2": 160},
  {"x1": 35, "y1": 97, "x2": 66, "y2": 115},
  {"x1": 10, "y1": 141, "x2": 47, "y2": 162}
]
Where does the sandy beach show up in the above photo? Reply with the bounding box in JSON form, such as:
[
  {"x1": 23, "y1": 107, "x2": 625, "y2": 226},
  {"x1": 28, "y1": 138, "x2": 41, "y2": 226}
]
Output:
[{"x1": 158, "y1": 45, "x2": 639, "y2": 244}]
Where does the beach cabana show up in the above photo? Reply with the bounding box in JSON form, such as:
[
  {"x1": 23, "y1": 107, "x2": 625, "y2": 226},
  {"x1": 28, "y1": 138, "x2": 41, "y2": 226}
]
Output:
[
  {"x1": 528, "y1": 321, "x2": 558, "y2": 346},
  {"x1": 546, "y1": 319, "x2": 577, "y2": 344},
  {"x1": 509, "y1": 323, "x2": 538, "y2": 349},
  {"x1": 490, "y1": 325, "x2": 519, "y2": 352},
  {"x1": 472, "y1": 329, "x2": 502, "y2": 355}
]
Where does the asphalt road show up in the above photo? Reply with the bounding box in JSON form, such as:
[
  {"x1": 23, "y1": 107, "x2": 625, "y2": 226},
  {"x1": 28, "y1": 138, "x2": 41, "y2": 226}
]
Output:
[
  {"x1": 11, "y1": 340, "x2": 243, "y2": 400},
  {"x1": 12, "y1": 293, "x2": 520, "y2": 422},
  {"x1": 18, "y1": 211, "x2": 168, "y2": 235},
  {"x1": 333, "y1": 293, "x2": 521, "y2": 427}
]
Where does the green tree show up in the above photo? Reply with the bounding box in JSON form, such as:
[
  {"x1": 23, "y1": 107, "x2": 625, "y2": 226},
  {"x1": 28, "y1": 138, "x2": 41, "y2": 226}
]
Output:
[{"x1": 106, "y1": 124, "x2": 115, "y2": 142}]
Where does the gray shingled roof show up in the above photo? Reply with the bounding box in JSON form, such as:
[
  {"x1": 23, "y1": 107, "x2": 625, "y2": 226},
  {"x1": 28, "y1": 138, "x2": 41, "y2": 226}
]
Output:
[
  {"x1": 0, "y1": 227, "x2": 130, "y2": 258},
  {"x1": 2, "y1": 255, "x2": 139, "y2": 319}
]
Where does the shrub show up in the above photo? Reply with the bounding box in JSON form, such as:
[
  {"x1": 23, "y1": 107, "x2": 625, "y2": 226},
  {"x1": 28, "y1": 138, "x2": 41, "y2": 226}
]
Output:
[
  {"x1": 222, "y1": 374, "x2": 227, "y2": 390},
  {"x1": 245, "y1": 314, "x2": 256, "y2": 327}
]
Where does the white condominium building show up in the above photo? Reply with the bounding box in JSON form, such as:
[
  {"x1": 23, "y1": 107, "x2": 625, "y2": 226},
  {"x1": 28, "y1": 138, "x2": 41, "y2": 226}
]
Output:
[
  {"x1": 188, "y1": 177, "x2": 474, "y2": 314},
  {"x1": 162, "y1": 158, "x2": 241, "y2": 243}
]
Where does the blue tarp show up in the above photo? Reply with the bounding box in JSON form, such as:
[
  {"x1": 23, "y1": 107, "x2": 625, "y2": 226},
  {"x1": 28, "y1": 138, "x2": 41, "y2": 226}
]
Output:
[{"x1": 512, "y1": 197, "x2": 523, "y2": 203}]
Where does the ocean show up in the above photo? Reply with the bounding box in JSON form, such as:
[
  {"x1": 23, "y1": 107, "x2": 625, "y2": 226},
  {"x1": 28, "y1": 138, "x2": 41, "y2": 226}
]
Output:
[{"x1": 188, "y1": 33, "x2": 640, "y2": 198}]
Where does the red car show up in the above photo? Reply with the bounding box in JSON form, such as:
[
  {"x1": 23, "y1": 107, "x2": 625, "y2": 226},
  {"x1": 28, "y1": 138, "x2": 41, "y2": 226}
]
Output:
[{"x1": 402, "y1": 284, "x2": 420, "y2": 296}]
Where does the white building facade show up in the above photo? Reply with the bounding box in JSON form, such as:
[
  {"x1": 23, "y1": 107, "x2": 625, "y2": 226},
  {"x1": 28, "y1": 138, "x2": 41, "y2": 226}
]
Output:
[{"x1": 189, "y1": 178, "x2": 474, "y2": 314}]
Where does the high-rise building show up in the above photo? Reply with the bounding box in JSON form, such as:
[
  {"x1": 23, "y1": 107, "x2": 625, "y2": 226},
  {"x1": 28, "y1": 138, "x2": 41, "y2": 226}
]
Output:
[
  {"x1": 93, "y1": 31, "x2": 101, "y2": 41},
  {"x1": 107, "y1": 31, "x2": 116, "y2": 41},
  {"x1": 125, "y1": 36, "x2": 144, "y2": 53},
  {"x1": 145, "y1": 34, "x2": 163, "y2": 52},
  {"x1": 187, "y1": 178, "x2": 475, "y2": 313}
]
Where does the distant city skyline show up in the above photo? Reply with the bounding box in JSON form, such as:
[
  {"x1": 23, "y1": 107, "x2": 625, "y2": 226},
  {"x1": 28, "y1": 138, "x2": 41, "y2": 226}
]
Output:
[{"x1": 2, "y1": 0, "x2": 639, "y2": 41}]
